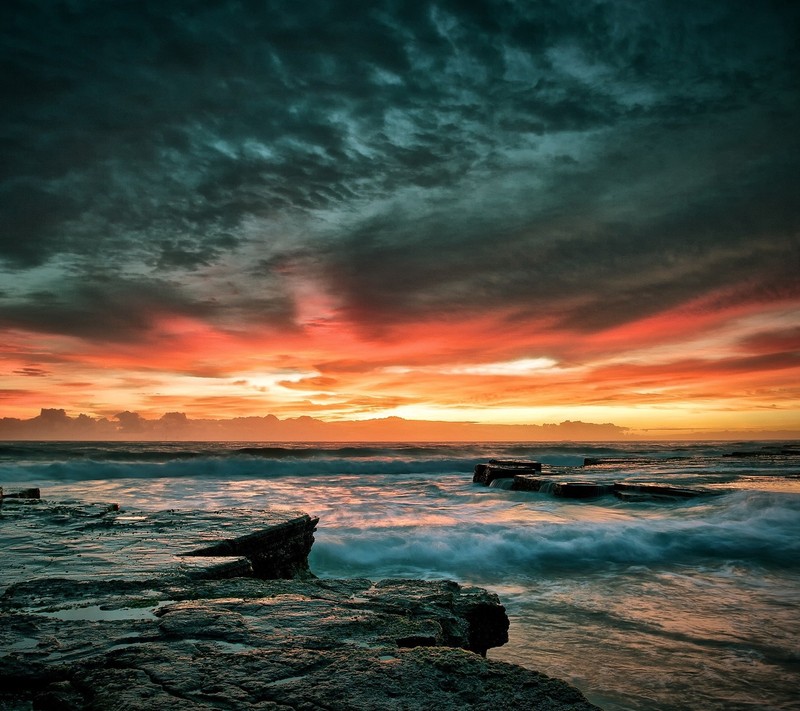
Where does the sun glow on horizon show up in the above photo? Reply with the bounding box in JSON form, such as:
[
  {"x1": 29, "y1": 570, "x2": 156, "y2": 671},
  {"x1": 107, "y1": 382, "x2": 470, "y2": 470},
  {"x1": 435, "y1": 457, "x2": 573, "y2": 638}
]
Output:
[
  {"x1": 2, "y1": 1, "x2": 799, "y2": 443},
  {"x1": 3, "y1": 277, "x2": 800, "y2": 435}
]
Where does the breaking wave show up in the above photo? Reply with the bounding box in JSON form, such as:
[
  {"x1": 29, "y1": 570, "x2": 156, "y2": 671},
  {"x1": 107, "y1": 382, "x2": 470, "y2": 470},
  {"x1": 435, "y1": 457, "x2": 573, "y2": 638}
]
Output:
[
  {"x1": 0, "y1": 455, "x2": 480, "y2": 483},
  {"x1": 2, "y1": 438, "x2": 798, "y2": 711},
  {"x1": 312, "y1": 490, "x2": 800, "y2": 581}
]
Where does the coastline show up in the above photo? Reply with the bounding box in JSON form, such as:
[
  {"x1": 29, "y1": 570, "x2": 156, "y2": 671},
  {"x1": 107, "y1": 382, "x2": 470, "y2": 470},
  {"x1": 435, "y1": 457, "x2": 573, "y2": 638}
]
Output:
[
  {"x1": 1, "y1": 495, "x2": 599, "y2": 710},
  {"x1": 2, "y1": 440, "x2": 799, "y2": 709}
]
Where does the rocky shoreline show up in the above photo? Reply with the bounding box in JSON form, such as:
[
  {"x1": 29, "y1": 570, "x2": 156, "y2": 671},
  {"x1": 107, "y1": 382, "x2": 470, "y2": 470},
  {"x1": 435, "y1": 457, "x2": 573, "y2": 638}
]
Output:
[
  {"x1": 1, "y1": 495, "x2": 599, "y2": 710},
  {"x1": 473, "y1": 459, "x2": 720, "y2": 501}
]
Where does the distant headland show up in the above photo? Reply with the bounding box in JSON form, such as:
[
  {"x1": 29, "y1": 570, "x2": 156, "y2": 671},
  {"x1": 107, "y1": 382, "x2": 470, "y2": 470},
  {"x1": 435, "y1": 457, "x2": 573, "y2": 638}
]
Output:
[{"x1": 0, "y1": 408, "x2": 798, "y2": 442}]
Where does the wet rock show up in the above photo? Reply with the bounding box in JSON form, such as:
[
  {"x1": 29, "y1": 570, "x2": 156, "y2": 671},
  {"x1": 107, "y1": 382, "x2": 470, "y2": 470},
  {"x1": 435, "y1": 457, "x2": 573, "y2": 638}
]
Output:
[
  {"x1": 36, "y1": 644, "x2": 598, "y2": 711},
  {"x1": 0, "y1": 502, "x2": 599, "y2": 710},
  {"x1": 358, "y1": 579, "x2": 509, "y2": 656},
  {"x1": 179, "y1": 514, "x2": 319, "y2": 579},
  {"x1": 724, "y1": 447, "x2": 800, "y2": 458},
  {"x1": 472, "y1": 463, "x2": 489, "y2": 483},
  {"x1": 582, "y1": 457, "x2": 680, "y2": 466},
  {"x1": 0, "y1": 575, "x2": 598, "y2": 710},
  {"x1": 473, "y1": 460, "x2": 542, "y2": 486},
  {"x1": 510, "y1": 475, "x2": 549, "y2": 492},
  {"x1": 0, "y1": 503, "x2": 318, "y2": 584},
  {"x1": 612, "y1": 482, "x2": 713, "y2": 500},
  {"x1": 483, "y1": 468, "x2": 719, "y2": 505},
  {"x1": 488, "y1": 459, "x2": 542, "y2": 471},
  {"x1": 552, "y1": 482, "x2": 612, "y2": 499},
  {"x1": 176, "y1": 555, "x2": 254, "y2": 580},
  {"x1": 0, "y1": 486, "x2": 40, "y2": 499},
  {"x1": 34, "y1": 679, "x2": 86, "y2": 711}
]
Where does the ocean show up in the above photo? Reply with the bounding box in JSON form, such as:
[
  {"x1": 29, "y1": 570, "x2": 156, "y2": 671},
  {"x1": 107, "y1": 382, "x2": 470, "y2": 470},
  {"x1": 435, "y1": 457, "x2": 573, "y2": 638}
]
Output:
[{"x1": 2, "y1": 440, "x2": 799, "y2": 710}]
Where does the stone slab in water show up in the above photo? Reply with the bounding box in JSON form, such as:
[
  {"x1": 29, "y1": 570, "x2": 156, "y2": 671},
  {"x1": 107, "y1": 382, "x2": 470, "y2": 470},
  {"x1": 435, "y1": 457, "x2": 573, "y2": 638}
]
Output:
[
  {"x1": 553, "y1": 482, "x2": 613, "y2": 499},
  {"x1": 473, "y1": 461, "x2": 542, "y2": 486},
  {"x1": 0, "y1": 486, "x2": 40, "y2": 499},
  {"x1": 612, "y1": 482, "x2": 712, "y2": 499},
  {"x1": 510, "y1": 475, "x2": 549, "y2": 491},
  {"x1": 488, "y1": 458, "x2": 542, "y2": 471}
]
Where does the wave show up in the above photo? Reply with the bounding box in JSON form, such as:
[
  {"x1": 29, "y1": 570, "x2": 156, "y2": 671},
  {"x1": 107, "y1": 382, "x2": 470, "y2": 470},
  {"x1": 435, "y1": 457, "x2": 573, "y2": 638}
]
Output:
[
  {"x1": 0, "y1": 455, "x2": 484, "y2": 482},
  {"x1": 233, "y1": 444, "x2": 479, "y2": 459},
  {"x1": 311, "y1": 491, "x2": 800, "y2": 581},
  {"x1": 4, "y1": 448, "x2": 799, "y2": 496},
  {"x1": 0, "y1": 441, "x2": 587, "y2": 463},
  {"x1": 3, "y1": 439, "x2": 797, "y2": 467},
  {"x1": 0, "y1": 442, "x2": 212, "y2": 463}
]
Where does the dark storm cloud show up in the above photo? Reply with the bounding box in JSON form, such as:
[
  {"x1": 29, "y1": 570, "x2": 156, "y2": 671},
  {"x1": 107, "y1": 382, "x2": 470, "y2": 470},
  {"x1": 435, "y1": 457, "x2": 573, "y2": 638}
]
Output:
[
  {"x1": 1, "y1": 0, "x2": 798, "y2": 337},
  {"x1": 0, "y1": 273, "x2": 215, "y2": 341},
  {"x1": 323, "y1": 111, "x2": 800, "y2": 335},
  {"x1": 318, "y1": 1, "x2": 800, "y2": 332}
]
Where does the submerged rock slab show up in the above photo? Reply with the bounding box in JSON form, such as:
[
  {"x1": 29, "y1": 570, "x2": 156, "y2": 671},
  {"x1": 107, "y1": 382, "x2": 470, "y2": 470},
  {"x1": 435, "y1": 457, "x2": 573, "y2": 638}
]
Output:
[
  {"x1": 473, "y1": 460, "x2": 542, "y2": 485},
  {"x1": 553, "y1": 482, "x2": 613, "y2": 499},
  {"x1": 612, "y1": 482, "x2": 713, "y2": 500},
  {"x1": 0, "y1": 486, "x2": 40, "y2": 499},
  {"x1": 510, "y1": 475, "x2": 551, "y2": 492},
  {"x1": 473, "y1": 462, "x2": 720, "y2": 505},
  {"x1": 724, "y1": 445, "x2": 800, "y2": 458}
]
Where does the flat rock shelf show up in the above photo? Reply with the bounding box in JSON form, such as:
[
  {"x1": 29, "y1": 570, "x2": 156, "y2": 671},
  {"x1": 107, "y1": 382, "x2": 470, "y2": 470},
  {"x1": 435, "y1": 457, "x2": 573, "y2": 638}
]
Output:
[
  {"x1": 1, "y1": 496, "x2": 599, "y2": 710},
  {"x1": 473, "y1": 459, "x2": 719, "y2": 501},
  {"x1": 1, "y1": 502, "x2": 319, "y2": 583}
]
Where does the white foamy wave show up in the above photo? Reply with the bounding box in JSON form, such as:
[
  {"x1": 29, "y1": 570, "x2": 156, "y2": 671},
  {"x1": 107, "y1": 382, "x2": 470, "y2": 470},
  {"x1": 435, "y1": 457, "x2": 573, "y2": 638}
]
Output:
[
  {"x1": 311, "y1": 491, "x2": 800, "y2": 582},
  {"x1": 0, "y1": 455, "x2": 478, "y2": 483}
]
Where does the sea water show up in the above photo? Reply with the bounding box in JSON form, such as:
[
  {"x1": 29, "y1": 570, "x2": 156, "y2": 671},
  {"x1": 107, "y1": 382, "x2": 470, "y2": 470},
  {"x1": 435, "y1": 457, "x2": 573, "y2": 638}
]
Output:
[{"x1": 1, "y1": 440, "x2": 799, "y2": 710}]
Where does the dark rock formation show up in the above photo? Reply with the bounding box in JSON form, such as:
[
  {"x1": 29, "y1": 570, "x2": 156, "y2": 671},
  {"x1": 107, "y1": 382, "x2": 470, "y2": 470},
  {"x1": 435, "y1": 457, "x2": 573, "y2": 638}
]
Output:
[
  {"x1": 472, "y1": 463, "x2": 489, "y2": 482},
  {"x1": 473, "y1": 461, "x2": 720, "y2": 505},
  {"x1": 0, "y1": 497, "x2": 599, "y2": 710},
  {"x1": 583, "y1": 457, "x2": 685, "y2": 466},
  {"x1": 724, "y1": 446, "x2": 800, "y2": 458},
  {"x1": 552, "y1": 482, "x2": 613, "y2": 499},
  {"x1": 361, "y1": 578, "x2": 509, "y2": 656},
  {"x1": 0, "y1": 486, "x2": 40, "y2": 499},
  {"x1": 510, "y1": 475, "x2": 550, "y2": 492},
  {"x1": 612, "y1": 482, "x2": 714, "y2": 500},
  {"x1": 489, "y1": 459, "x2": 542, "y2": 471},
  {"x1": 473, "y1": 460, "x2": 541, "y2": 485},
  {"x1": 6, "y1": 642, "x2": 598, "y2": 711},
  {"x1": 0, "y1": 502, "x2": 318, "y2": 583},
  {"x1": 180, "y1": 513, "x2": 319, "y2": 579},
  {"x1": 0, "y1": 576, "x2": 597, "y2": 710}
]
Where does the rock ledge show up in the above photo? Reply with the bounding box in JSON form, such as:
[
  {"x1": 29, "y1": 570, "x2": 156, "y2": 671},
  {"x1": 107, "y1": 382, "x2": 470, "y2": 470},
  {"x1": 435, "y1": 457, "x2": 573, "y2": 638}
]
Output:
[{"x1": 1, "y1": 499, "x2": 599, "y2": 710}]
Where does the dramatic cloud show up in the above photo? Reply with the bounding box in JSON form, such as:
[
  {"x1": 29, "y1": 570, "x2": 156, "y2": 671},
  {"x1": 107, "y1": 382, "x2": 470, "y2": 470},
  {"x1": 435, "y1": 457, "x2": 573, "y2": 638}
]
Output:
[{"x1": 1, "y1": 0, "x2": 798, "y2": 432}]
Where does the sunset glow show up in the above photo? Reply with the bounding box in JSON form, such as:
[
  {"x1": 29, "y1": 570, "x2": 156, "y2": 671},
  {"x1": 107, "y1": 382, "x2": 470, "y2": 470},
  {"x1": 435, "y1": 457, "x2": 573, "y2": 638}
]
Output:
[
  {"x1": 2, "y1": 2, "x2": 799, "y2": 439},
  {"x1": 4, "y1": 289, "x2": 799, "y2": 438}
]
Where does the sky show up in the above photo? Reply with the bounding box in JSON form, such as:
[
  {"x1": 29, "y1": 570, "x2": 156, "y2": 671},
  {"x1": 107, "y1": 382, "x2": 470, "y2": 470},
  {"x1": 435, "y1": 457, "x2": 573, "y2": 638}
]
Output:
[{"x1": 1, "y1": 0, "x2": 799, "y2": 439}]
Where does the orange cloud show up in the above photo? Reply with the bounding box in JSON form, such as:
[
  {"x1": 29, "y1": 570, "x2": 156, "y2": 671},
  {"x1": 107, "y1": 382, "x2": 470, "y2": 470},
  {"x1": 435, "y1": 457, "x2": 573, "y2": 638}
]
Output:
[{"x1": 2, "y1": 287, "x2": 799, "y2": 435}]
